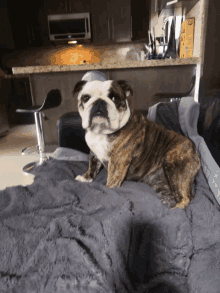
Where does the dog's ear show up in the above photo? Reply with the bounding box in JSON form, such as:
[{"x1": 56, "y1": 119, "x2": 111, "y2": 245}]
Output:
[
  {"x1": 73, "y1": 80, "x2": 87, "y2": 96},
  {"x1": 116, "y1": 80, "x2": 133, "y2": 97}
]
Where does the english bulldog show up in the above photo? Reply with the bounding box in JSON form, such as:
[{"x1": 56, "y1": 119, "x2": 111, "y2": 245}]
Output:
[{"x1": 73, "y1": 79, "x2": 201, "y2": 209}]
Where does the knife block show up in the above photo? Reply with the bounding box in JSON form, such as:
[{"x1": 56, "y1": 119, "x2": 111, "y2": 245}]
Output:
[{"x1": 180, "y1": 18, "x2": 195, "y2": 58}]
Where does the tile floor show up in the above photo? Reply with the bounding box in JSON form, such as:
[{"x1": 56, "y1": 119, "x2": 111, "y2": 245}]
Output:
[{"x1": 0, "y1": 124, "x2": 57, "y2": 190}]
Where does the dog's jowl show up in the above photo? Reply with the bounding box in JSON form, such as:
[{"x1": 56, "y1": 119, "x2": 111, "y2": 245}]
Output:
[{"x1": 73, "y1": 79, "x2": 201, "y2": 210}]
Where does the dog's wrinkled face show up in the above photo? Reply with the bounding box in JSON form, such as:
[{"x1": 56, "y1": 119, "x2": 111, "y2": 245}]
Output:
[{"x1": 73, "y1": 80, "x2": 133, "y2": 134}]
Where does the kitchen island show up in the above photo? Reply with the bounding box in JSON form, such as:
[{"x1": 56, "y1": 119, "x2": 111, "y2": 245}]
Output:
[
  {"x1": 12, "y1": 57, "x2": 200, "y2": 74},
  {"x1": 11, "y1": 57, "x2": 200, "y2": 146}
]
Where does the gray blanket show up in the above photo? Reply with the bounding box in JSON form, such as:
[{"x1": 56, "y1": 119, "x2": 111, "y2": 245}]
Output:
[{"x1": 0, "y1": 98, "x2": 220, "y2": 293}]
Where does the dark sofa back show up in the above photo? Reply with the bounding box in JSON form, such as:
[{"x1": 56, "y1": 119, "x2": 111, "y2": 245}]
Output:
[
  {"x1": 198, "y1": 90, "x2": 220, "y2": 166},
  {"x1": 57, "y1": 110, "x2": 148, "y2": 154}
]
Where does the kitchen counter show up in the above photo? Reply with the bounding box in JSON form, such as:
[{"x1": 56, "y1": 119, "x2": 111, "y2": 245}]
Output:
[
  {"x1": 11, "y1": 57, "x2": 200, "y2": 75},
  {"x1": 8, "y1": 56, "x2": 200, "y2": 146}
]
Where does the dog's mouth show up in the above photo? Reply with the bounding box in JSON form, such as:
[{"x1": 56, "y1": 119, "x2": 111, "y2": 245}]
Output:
[
  {"x1": 90, "y1": 110, "x2": 108, "y2": 133},
  {"x1": 88, "y1": 100, "x2": 110, "y2": 133},
  {"x1": 92, "y1": 110, "x2": 106, "y2": 118},
  {"x1": 90, "y1": 99, "x2": 108, "y2": 120}
]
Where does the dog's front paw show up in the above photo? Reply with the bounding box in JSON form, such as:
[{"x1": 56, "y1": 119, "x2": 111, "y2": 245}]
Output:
[
  {"x1": 106, "y1": 181, "x2": 121, "y2": 188},
  {"x1": 75, "y1": 175, "x2": 93, "y2": 183}
]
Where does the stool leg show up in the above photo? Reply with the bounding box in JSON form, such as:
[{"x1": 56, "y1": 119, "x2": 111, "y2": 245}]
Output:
[
  {"x1": 22, "y1": 112, "x2": 47, "y2": 175},
  {"x1": 34, "y1": 112, "x2": 47, "y2": 164}
]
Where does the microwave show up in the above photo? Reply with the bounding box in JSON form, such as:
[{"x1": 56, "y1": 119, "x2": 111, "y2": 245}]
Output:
[{"x1": 48, "y1": 13, "x2": 91, "y2": 42}]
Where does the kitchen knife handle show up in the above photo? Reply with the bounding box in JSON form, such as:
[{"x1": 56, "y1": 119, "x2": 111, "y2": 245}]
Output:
[{"x1": 148, "y1": 30, "x2": 151, "y2": 46}]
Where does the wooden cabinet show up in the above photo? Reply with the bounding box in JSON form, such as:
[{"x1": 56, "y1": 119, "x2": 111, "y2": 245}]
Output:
[
  {"x1": 7, "y1": 0, "x2": 30, "y2": 50},
  {"x1": 3, "y1": 0, "x2": 149, "y2": 50},
  {"x1": 7, "y1": 0, "x2": 50, "y2": 50},
  {"x1": 47, "y1": 0, "x2": 91, "y2": 14},
  {"x1": 91, "y1": 0, "x2": 149, "y2": 44},
  {"x1": 131, "y1": 0, "x2": 150, "y2": 40},
  {"x1": 45, "y1": 0, "x2": 149, "y2": 44},
  {"x1": 155, "y1": 0, "x2": 200, "y2": 16},
  {"x1": 0, "y1": 0, "x2": 14, "y2": 49},
  {"x1": 110, "y1": 0, "x2": 131, "y2": 42},
  {"x1": 5, "y1": 0, "x2": 149, "y2": 50},
  {"x1": 29, "y1": 0, "x2": 50, "y2": 47},
  {"x1": 91, "y1": 0, "x2": 132, "y2": 44},
  {"x1": 91, "y1": 0, "x2": 111, "y2": 43},
  {"x1": 68, "y1": 0, "x2": 91, "y2": 13},
  {"x1": 46, "y1": 0, "x2": 149, "y2": 44},
  {"x1": 47, "y1": 0, "x2": 67, "y2": 15}
]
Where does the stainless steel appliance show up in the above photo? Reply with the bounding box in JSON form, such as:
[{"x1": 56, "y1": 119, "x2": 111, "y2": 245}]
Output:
[{"x1": 48, "y1": 13, "x2": 91, "y2": 42}]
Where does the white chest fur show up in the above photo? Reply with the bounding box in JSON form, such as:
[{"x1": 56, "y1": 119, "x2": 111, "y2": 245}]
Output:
[{"x1": 85, "y1": 131, "x2": 110, "y2": 163}]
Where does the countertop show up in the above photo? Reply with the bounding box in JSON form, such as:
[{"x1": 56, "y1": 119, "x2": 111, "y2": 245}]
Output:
[{"x1": 11, "y1": 57, "x2": 200, "y2": 76}]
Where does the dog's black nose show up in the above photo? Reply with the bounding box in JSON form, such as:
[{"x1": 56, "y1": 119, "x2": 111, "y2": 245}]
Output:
[
  {"x1": 91, "y1": 99, "x2": 107, "y2": 117},
  {"x1": 95, "y1": 99, "x2": 106, "y2": 109}
]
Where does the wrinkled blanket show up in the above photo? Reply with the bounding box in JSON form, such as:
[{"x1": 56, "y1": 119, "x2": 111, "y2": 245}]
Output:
[{"x1": 0, "y1": 98, "x2": 220, "y2": 293}]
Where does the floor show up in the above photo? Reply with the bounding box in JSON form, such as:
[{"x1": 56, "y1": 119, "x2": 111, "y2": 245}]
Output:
[{"x1": 0, "y1": 124, "x2": 57, "y2": 190}]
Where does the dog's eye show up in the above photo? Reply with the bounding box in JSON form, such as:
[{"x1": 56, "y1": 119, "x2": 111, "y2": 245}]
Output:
[
  {"x1": 121, "y1": 100, "x2": 125, "y2": 106},
  {"x1": 109, "y1": 92, "x2": 119, "y2": 102},
  {"x1": 82, "y1": 95, "x2": 90, "y2": 103}
]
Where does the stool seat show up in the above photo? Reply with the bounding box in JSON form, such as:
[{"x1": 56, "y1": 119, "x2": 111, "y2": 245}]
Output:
[
  {"x1": 16, "y1": 89, "x2": 62, "y2": 113},
  {"x1": 16, "y1": 105, "x2": 47, "y2": 113},
  {"x1": 16, "y1": 89, "x2": 62, "y2": 174},
  {"x1": 153, "y1": 75, "x2": 196, "y2": 101}
]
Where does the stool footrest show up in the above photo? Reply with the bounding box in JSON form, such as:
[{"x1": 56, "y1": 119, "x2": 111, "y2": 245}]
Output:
[
  {"x1": 22, "y1": 159, "x2": 48, "y2": 175},
  {"x1": 21, "y1": 145, "x2": 39, "y2": 156}
]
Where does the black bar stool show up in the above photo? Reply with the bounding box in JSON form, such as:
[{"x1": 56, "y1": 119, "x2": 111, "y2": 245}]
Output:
[
  {"x1": 16, "y1": 89, "x2": 62, "y2": 174},
  {"x1": 153, "y1": 75, "x2": 196, "y2": 102}
]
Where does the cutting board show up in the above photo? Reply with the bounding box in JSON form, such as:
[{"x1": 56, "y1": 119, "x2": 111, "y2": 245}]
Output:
[{"x1": 180, "y1": 18, "x2": 195, "y2": 58}]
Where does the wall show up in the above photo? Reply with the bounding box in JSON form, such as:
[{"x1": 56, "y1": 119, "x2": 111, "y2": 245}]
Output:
[{"x1": 201, "y1": 0, "x2": 220, "y2": 92}]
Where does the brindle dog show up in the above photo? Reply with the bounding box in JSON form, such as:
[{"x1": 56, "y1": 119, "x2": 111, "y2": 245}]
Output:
[{"x1": 74, "y1": 80, "x2": 201, "y2": 209}]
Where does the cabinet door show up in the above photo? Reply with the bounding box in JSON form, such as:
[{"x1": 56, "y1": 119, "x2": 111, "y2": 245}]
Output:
[
  {"x1": 110, "y1": 0, "x2": 131, "y2": 42},
  {"x1": 46, "y1": 0, "x2": 67, "y2": 15},
  {"x1": 69, "y1": 0, "x2": 91, "y2": 13},
  {"x1": 7, "y1": 0, "x2": 49, "y2": 50},
  {"x1": 28, "y1": 0, "x2": 50, "y2": 47},
  {"x1": 7, "y1": 0, "x2": 31, "y2": 50},
  {"x1": 0, "y1": 0, "x2": 14, "y2": 49},
  {"x1": 91, "y1": 0, "x2": 111, "y2": 43},
  {"x1": 131, "y1": 0, "x2": 150, "y2": 40}
]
